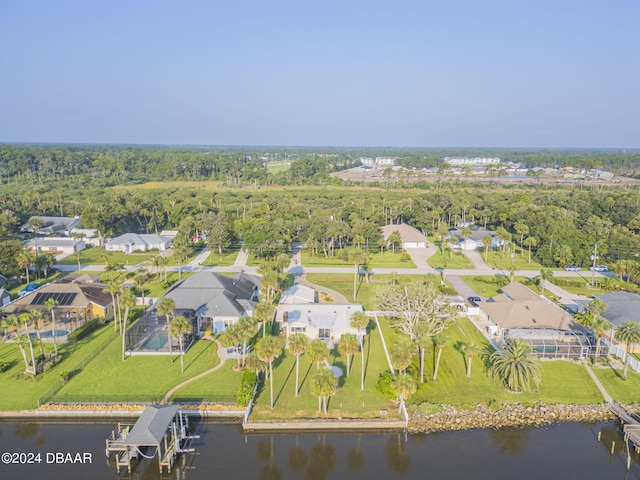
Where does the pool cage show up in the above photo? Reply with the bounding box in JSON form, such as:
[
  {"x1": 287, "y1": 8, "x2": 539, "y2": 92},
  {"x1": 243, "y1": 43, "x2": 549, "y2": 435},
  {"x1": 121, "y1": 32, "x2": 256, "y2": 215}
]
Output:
[
  {"x1": 125, "y1": 308, "x2": 197, "y2": 356},
  {"x1": 503, "y1": 328, "x2": 605, "y2": 359}
]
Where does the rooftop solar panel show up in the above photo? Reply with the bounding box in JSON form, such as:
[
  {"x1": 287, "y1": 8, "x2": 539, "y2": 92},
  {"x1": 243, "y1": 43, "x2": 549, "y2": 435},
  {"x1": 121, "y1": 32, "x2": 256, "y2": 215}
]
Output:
[{"x1": 32, "y1": 292, "x2": 78, "y2": 306}]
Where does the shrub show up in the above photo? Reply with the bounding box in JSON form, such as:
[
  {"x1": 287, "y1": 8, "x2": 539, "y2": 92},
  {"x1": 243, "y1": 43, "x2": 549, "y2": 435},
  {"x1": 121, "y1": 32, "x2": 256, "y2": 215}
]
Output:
[
  {"x1": 236, "y1": 369, "x2": 258, "y2": 407},
  {"x1": 400, "y1": 252, "x2": 411, "y2": 263},
  {"x1": 376, "y1": 370, "x2": 396, "y2": 400},
  {"x1": 67, "y1": 318, "x2": 103, "y2": 343},
  {"x1": 0, "y1": 361, "x2": 10, "y2": 373},
  {"x1": 58, "y1": 370, "x2": 70, "y2": 383}
]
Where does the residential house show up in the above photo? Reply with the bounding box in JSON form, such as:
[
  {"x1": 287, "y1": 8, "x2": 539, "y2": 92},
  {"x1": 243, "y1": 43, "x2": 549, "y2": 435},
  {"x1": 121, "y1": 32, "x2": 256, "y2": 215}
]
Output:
[
  {"x1": 26, "y1": 237, "x2": 86, "y2": 255},
  {"x1": 2, "y1": 281, "x2": 114, "y2": 324},
  {"x1": 276, "y1": 303, "x2": 365, "y2": 348},
  {"x1": 580, "y1": 292, "x2": 640, "y2": 353},
  {"x1": 448, "y1": 225, "x2": 506, "y2": 251},
  {"x1": 159, "y1": 271, "x2": 260, "y2": 334},
  {"x1": 279, "y1": 284, "x2": 317, "y2": 304},
  {"x1": 0, "y1": 274, "x2": 8, "y2": 288},
  {"x1": 70, "y1": 228, "x2": 102, "y2": 247},
  {"x1": 20, "y1": 216, "x2": 81, "y2": 236},
  {"x1": 105, "y1": 233, "x2": 173, "y2": 253},
  {"x1": 0, "y1": 288, "x2": 11, "y2": 307},
  {"x1": 479, "y1": 282, "x2": 593, "y2": 358},
  {"x1": 381, "y1": 223, "x2": 428, "y2": 249}
]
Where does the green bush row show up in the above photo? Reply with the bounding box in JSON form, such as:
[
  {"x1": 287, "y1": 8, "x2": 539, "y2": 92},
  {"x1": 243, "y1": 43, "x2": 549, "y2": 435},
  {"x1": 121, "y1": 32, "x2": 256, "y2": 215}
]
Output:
[
  {"x1": 67, "y1": 318, "x2": 103, "y2": 343},
  {"x1": 235, "y1": 369, "x2": 258, "y2": 407}
]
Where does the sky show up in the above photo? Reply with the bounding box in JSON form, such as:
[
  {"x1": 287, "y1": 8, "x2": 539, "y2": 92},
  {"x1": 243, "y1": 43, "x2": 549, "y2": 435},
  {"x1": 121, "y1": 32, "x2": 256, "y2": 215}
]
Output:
[{"x1": 1, "y1": 0, "x2": 639, "y2": 148}]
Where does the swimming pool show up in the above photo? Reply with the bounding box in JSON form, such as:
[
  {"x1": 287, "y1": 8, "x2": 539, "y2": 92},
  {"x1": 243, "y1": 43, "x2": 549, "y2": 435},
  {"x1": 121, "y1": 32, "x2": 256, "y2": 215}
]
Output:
[{"x1": 141, "y1": 332, "x2": 168, "y2": 350}]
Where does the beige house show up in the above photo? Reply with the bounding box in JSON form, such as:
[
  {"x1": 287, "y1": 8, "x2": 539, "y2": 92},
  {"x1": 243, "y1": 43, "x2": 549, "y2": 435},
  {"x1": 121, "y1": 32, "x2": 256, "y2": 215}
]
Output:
[{"x1": 380, "y1": 223, "x2": 428, "y2": 248}]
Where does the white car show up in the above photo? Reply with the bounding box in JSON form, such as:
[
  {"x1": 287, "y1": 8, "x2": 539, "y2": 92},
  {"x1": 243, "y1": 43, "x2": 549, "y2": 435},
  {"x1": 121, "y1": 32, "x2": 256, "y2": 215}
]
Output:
[
  {"x1": 564, "y1": 265, "x2": 581, "y2": 272},
  {"x1": 589, "y1": 265, "x2": 608, "y2": 272}
]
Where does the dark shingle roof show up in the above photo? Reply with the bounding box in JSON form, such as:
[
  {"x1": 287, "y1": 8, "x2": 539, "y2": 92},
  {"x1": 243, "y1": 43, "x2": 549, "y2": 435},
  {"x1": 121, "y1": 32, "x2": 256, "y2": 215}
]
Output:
[{"x1": 594, "y1": 292, "x2": 640, "y2": 326}]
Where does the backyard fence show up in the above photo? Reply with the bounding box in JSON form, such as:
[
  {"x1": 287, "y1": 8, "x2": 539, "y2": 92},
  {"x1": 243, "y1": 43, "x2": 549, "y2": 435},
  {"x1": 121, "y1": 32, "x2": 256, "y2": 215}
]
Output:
[{"x1": 603, "y1": 338, "x2": 640, "y2": 374}]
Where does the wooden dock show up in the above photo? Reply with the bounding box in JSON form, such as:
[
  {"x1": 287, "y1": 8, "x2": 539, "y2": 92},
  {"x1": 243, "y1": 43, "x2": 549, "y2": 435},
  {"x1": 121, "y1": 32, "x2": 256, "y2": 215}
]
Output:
[{"x1": 609, "y1": 402, "x2": 640, "y2": 454}]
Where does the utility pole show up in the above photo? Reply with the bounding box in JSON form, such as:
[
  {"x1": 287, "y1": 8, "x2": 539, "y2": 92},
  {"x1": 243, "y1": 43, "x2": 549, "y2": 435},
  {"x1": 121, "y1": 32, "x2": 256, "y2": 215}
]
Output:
[{"x1": 591, "y1": 243, "x2": 598, "y2": 287}]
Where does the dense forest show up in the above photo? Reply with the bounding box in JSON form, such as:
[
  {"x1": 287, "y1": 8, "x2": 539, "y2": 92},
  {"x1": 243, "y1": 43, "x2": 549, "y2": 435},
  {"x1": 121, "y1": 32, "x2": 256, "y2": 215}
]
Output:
[{"x1": 0, "y1": 144, "x2": 639, "y2": 278}]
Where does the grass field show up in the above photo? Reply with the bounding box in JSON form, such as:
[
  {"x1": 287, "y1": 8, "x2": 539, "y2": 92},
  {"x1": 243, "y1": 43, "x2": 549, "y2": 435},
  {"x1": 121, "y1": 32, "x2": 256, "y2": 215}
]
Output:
[
  {"x1": 459, "y1": 275, "x2": 532, "y2": 299},
  {"x1": 592, "y1": 366, "x2": 640, "y2": 404},
  {"x1": 427, "y1": 249, "x2": 474, "y2": 269},
  {"x1": 251, "y1": 316, "x2": 398, "y2": 420},
  {"x1": 201, "y1": 250, "x2": 239, "y2": 267},
  {"x1": 301, "y1": 249, "x2": 416, "y2": 268},
  {"x1": 58, "y1": 246, "x2": 156, "y2": 266},
  {"x1": 484, "y1": 249, "x2": 545, "y2": 270},
  {"x1": 170, "y1": 361, "x2": 242, "y2": 402}
]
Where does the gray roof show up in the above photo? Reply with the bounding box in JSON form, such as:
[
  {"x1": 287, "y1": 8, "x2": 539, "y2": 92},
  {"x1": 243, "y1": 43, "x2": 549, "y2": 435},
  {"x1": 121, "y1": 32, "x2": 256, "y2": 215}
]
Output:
[
  {"x1": 593, "y1": 292, "x2": 640, "y2": 327},
  {"x1": 107, "y1": 233, "x2": 171, "y2": 247},
  {"x1": 26, "y1": 237, "x2": 78, "y2": 248},
  {"x1": 0, "y1": 288, "x2": 10, "y2": 299},
  {"x1": 21, "y1": 216, "x2": 80, "y2": 234},
  {"x1": 123, "y1": 405, "x2": 179, "y2": 446},
  {"x1": 163, "y1": 272, "x2": 259, "y2": 317}
]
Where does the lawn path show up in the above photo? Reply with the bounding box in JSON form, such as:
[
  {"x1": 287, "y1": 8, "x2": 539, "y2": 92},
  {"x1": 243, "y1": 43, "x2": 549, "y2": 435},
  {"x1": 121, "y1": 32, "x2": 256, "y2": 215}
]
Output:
[
  {"x1": 162, "y1": 339, "x2": 228, "y2": 403},
  {"x1": 581, "y1": 359, "x2": 613, "y2": 403},
  {"x1": 295, "y1": 274, "x2": 350, "y2": 304}
]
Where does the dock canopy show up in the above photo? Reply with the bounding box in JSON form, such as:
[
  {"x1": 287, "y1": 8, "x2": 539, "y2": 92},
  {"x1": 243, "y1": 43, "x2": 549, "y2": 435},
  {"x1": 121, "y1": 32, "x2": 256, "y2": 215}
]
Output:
[{"x1": 123, "y1": 405, "x2": 180, "y2": 446}]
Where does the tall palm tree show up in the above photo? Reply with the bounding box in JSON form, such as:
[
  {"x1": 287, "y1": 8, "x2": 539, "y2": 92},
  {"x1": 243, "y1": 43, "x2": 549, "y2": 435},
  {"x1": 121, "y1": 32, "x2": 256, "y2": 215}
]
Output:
[
  {"x1": 391, "y1": 337, "x2": 414, "y2": 374},
  {"x1": 537, "y1": 269, "x2": 554, "y2": 297},
  {"x1": 254, "y1": 303, "x2": 276, "y2": 337},
  {"x1": 15, "y1": 334, "x2": 31, "y2": 374},
  {"x1": 391, "y1": 373, "x2": 417, "y2": 413},
  {"x1": 119, "y1": 287, "x2": 137, "y2": 361},
  {"x1": 615, "y1": 321, "x2": 640, "y2": 380},
  {"x1": 156, "y1": 296, "x2": 176, "y2": 360},
  {"x1": 288, "y1": 333, "x2": 308, "y2": 396},
  {"x1": 44, "y1": 297, "x2": 59, "y2": 356},
  {"x1": 169, "y1": 315, "x2": 193, "y2": 373},
  {"x1": 17, "y1": 251, "x2": 34, "y2": 284},
  {"x1": 310, "y1": 368, "x2": 338, "y2": 415},
  {"x1": 348, "y1": 248, "x2": 367, "y2": 301},
  {"x1": 256, "y1": 335, "x2": 283, "y2": 409},
  {"x1": 29, "y1": 309, "x2": 45, "y2": 357},
  {"x1": 19, "y1": 313, "x2": 37, "y2": 375},
  {"x1": 236, "y1": 316, "x2": 258, "y2": 367},
  {"x1": 134, "y1": 271, "x2": 149, "y2": 307},
  {"x1": 308, "y1": 339, "x2": 329, "y2": 370},
  {"x1": 104, "y1": 281, "x2": 121, "y2": 333},
  {"x1": 350, "y1": 311, "x2": 368, "y2": 390},
  {"x1": 432, "y1": 333, "x2": 449, "y2": 381},
  {"x1": 481, "y1": 235, "x2": 493, "y2": 262},
  {"x1": 220, "y1": 323, "x2": 242, "y2": 367},
  {"x1": 415, "y1": 322, "x2": 430, "y2": 384},
  {"x1": 489, "y1": 339, "x2": 542, "y2": 392},
  {"x1": 457, "y1": 341, "x2": 479, "y2": 377},
  {"x1": 337, "y1": 334, "x2": 360, "y2": 376}
]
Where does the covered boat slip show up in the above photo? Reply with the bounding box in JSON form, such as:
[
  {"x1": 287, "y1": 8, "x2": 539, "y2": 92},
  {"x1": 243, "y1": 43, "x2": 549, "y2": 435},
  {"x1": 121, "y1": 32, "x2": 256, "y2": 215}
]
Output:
[{"x1": 105, "y1": 405, "x2": 196, "y2": 473}]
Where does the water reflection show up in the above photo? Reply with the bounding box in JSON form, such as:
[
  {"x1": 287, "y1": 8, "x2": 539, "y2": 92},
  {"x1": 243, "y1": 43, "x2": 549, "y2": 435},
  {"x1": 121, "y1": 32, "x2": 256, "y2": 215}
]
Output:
[
  {"x1": 346, "y1": 434, "x2": 363, "y2": 472},
  {"x1": 386, "y1": 434, "x2": 410, "y2": 473},
  {"x1": 288, "y1": 436, "x2": 307, "y2": 473},
  {"x1": 489, "y1": 425, "x2": 532, "y2": 455},
  {"x1": 306, "y1": 437, "x2": 336, "y2": 480}
]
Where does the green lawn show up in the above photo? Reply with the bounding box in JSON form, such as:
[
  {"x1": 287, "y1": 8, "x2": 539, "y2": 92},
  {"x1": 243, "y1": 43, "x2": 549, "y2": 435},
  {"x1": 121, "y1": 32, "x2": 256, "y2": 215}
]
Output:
[
  {"x1": 170, "y1": 361, "x2": 242, "y2": 402},
  {"x1": 306, "y1": 273, "x2": 439, "y2": 310},
  {"x1": 0, "y1": 324, "x2": 116, "y2": 410},
  {"x1": 301, "y1": 249, "x2": 416, "y2": 268},
  {"x1": 58, "y1": 246, "x2": 157, "y2": 266},
  {"x1": 251, "y1": 316, "x2": 398, "y2": 420},
  {"x1": 427, "y1": 249, "x2": 474, "y2": 269},
  {"x1": 591, "y1": 366, "x2": 640, "y2": 404},
  {"x1": 201, "y1": 250, "x2": 239, "y2": 267},
  {"x1": 54, "y1": 338, "x2": 220, "y2": 401},
  {"x1": 460, "y1": 275, "x2": 532, "y2": 299},
  {"x1": 408, "y1": 318, "x2": 604, "y2": 405},
  {"x1": 484, "y1": 250, "x2": 545, "y2": 270}
]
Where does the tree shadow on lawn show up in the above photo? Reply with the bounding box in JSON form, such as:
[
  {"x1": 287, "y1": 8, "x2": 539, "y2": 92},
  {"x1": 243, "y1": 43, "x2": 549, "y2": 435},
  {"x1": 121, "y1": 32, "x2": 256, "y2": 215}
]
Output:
[
  {"x1": 299, "y1": 363, "x2": 313, "y2": 393},
  {"x1": 274, "y1": 361, "x2": 296, "y2": 406},
  {"x1": 182, "y1": 340, "x2": 216, "y2": 372},
  {"x1": 606, "y1": 362, "x2": 624, "y2": 379}
]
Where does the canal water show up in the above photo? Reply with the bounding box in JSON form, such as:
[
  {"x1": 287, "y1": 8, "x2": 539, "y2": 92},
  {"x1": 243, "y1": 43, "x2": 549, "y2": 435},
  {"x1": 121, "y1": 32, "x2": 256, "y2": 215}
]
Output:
[{"x1": 1, "y1": 420, "x2": 638, "y2": 479}]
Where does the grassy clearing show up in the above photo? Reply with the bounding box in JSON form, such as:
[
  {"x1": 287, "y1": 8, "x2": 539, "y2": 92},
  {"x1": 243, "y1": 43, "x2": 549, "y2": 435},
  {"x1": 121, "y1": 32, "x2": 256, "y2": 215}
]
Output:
[
  {"x1": 58, "y1": 246, "x2": 156, "y2": 266},
  {"x1": 170, "y1": 360, "x2": 242, "y2": 402},
  {"x1": 484, "y1": 249, "x2": 544, "y2": 270},
  {"x1": 201, "y1": 250, "x2": 239, "y2": 267},
  {"x1": 460, "y1": 275, "x2": 532, "y2": 299},
  {"x1": 55, "y1": 338, "x2": 219, "y2": 401},
  {"x1": 306, "y1": 273, "x2": 437, "y2": 310},
  {"x1": 301, "y1": 249, "x2": 416, "y2": 269},
  {"x1": 592, "y1": 366, "x2": 640, "y2": 404},
  {"x1": 408, "y1": 317, "x2": 603, "y2": 405},
  {"x1": 0, "y1": 324, "x2": 116, "y2": 410},
  {"x1": 427, "y1": 248, "x2": 474, "y2": 269},
  {"x1": 250, "y1": 316, "x2": 398, "y2": 421}
]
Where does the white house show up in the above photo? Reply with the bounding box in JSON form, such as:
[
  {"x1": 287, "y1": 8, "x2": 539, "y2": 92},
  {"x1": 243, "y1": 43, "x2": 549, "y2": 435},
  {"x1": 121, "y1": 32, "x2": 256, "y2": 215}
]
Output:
[
  {"x1": 20, "y1": 216, "x2": 81, "y2": 235},
  {"x1": 26, "y1": 237, "x2": 86, "y2": 255},
  {"x1": 279, "y1": 284, "x2": 317, "y2": 304},
  {"x1": 448, "y1": 226, "x2": 507, "y2": 251},
  {"x1": 105, "y1": 234, "x2": 173, "y2": 253},
  {"x1": 381, "y1": 223, "x2": 428, "y2": 249},
  {"x1": 276, "y1": 303, "x2": 365, "y2": 348},
  {"x1": 70, "y1": 228, "x2": 102, "y2": 247}
]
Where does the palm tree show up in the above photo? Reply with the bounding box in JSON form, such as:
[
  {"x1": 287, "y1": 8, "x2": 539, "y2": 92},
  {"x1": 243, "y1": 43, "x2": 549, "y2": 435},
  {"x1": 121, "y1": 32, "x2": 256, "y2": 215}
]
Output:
[
  {"x1": 350, "y1": 311, "x2": 368, "y2": 390},
  {"x1": 348, "y1": 248, "x2": 367, "y2": 300},
  {"x1": 120, "y1": 287, "x2": 137, "y2": 361},
  {"x1": 535, "y1": 269, "x2": 554, "y2": 296},
  {"x1": 15, "y1": 334, "x2": 32, "y2": 374},
  {"x1": 456, "y1": 341, "x2": 479, "y2": 377},
  {"x1": 19, "y1": 313, "x2": 37, "y2": 375},
  {"x1": 310, "y1": 368, "x2": 338, "y2": 415},
  {"x1": 17, "y1": 251, "x2": 34, "y2": 284},
  {"x1": 254, "y1": 303, "x2": 276, "y2": 337},
  {"x1": 156, "y1": 296, "x2": 176, "y2": 360},
  {"x1": 523, "y1": 236, "x2": 538, "y2": 264},
  {"x1": 134, "y1": 271, "x2": 149, "y2": 307},
  {"x1": 104, "y1": 281, "x2": 121, "y2": 332},
  {"x1": 391, "y1": 373, "x2": 417, "y2": 413},
  {"x1": 432, "y1": 333, "x2": 448, "y2": 381},
  {"x1": 245, "y1": 351, "x2": 267, "y2": 380},
  {"x1": 288, "y1": 333, "x2": 308, "y2": 396},
  {"x1": 391, "y1": 337, "x2": 414, "y2": 374},
  {"x1": 307, "y1": 339, "x2": 329, "y2": 370},
  {"x1": 73, "y1": 251, "x2": 83, "y2": 271},
  {"x1": 169, "y1": 315, "x2": 193, "y2": 373},
  {"x1": 615, "y1": 321, "x2": 640, "y2": 380},
  {"x1": 481, "y1": 235, "x2": 493, "y2": 262},
  {"x1": 44, "y1": 297, "x2": 59, "y2": 356},
  {"x1": 29, "y1": 309, "x2": 45, "y2": 357},
  {"x1": 490, "y1": 339, "x2": 542, "y2": 392},
  {"x1": 236, "y1": 316, "x2": 258, "y2": 367},
  {"x1": 220, "y1": 323, "x2": 242, "y2": 367},
  {"x1": 415, "y1": 322, "x2": 430, "y2": 384},
  {"x1": 256, "y1": 335, "x2": 283, "y2": 409},
  {"x1": 337, "y1": 334, "x2": 360, "y2": 376}
]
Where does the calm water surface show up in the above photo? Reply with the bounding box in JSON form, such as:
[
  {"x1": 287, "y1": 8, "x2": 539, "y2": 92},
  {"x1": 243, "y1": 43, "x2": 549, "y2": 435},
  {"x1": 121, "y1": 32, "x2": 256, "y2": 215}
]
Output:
[{"x1": 0, "y1": 420, "x2": 638, "y2": 479}]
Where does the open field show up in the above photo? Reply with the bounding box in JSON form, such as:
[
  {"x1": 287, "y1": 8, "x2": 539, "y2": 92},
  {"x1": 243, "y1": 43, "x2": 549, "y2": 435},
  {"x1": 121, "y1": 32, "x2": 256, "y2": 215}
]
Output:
[
  {"x1": 592, "y1": 366, "x2": 640, "y2": 405},
  {"x1": 427, "y1": 248, "x2": 474, "y2": 269},
  {"x1": 201, "y1": 250, "x2": 239, "y2": 267},
  {"x1": 302, "y1": 249, "x2": 416, "y2": 268}
]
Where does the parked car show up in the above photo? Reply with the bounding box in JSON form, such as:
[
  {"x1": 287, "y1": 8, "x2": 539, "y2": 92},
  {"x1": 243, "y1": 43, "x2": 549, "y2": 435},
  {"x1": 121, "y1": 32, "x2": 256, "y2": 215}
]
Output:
[
  {"x1": 467, "y1": 296, "x2": 482, "y2": 304},
  {"x1": 589, "y1": 265, "x2": 608, "y2": 272},
  {"x1": 564, "y1": 265, "x2": 581, "y2": 272},
  {"x1": 18, "y1": 282, "x2": 40, "y2": 297}
]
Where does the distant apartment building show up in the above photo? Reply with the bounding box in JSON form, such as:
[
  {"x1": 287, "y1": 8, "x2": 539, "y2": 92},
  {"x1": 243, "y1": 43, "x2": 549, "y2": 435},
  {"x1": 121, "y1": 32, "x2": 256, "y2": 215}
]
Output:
[
  {"x1": 375, "y1": 157, "x2": 397, "y2": 166},
  {"x1": 444, "y1": 157, "x2": 500, "y2": 166},
  {"x1": 360, "y1": 157, "x2": 375, "y2": 166}
]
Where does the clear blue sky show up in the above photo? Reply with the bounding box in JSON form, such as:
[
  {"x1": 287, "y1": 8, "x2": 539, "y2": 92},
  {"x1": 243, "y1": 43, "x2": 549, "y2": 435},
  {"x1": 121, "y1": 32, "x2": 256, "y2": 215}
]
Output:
[{"x1": 1, "y1": 0, "x2": 638, "y2": 147}]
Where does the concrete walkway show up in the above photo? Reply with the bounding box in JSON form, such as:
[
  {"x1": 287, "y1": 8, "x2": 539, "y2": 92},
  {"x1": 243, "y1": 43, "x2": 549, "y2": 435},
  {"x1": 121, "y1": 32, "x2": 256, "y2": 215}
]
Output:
[
  {"x1": 581, "y1": 359, "x2": 613, "y2": 403},
  {"x1": 161, "y1": 339, "x2": 229, "y2": 404}
]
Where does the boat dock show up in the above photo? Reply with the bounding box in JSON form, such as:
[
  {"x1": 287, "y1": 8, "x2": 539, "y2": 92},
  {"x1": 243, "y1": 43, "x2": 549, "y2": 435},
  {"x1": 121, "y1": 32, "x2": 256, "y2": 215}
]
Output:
[
  {"x1": 609, "y1": 402, "x2": 640, "y2": 454},
  {"x1": 105, "y1": 405, "x2": 197, "y2": 474}
]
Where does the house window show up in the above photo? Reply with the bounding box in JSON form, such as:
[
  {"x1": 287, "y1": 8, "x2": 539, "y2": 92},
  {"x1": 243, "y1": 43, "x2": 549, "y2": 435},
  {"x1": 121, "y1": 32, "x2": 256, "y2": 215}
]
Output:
[
  {"x1": 223, "y1": 319, "x2": 234, "y2": 329},
  {"x1": 291, "y1": 327, "x2": 306, "y2": 333},
  {"x1": 319, "y1": 328, "x2": 330, "y2": 340}
]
